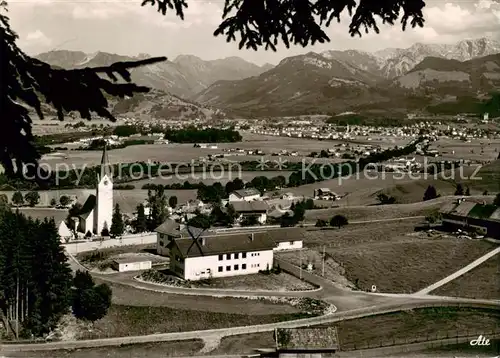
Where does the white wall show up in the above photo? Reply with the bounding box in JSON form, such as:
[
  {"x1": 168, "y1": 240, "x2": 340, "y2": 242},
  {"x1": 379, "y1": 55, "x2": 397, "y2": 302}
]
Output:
[
  {"x1": 95, "y1": 174, "x2": 113, "y2": 234},
  {"x1": 274, "y1": 240, "x2": 303, "y2": 251},
  {"x1": 116, "y1": 260, "x2": 152, "y2": 272},
  {"x1": 64, "y1": 233, "x2": 156, "y2": 254},
  {"x1": 183, "y1": 249, "x2": 274, "y2": 281},
  {"x1": 229, "y1": 193, "x2": 260, "y2": 202}
]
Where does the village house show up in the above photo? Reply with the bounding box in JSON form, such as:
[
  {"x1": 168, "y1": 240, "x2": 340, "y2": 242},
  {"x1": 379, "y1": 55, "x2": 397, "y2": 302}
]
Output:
[
  {"x1": 440, "y1": 199, "x2": 500, "y2": 239},
  {"x1": 313, "y1": 188, "x2": 340, "y2": 201},
  {"x1": 229, "y1": 188, "x2": 261, "y2": 202},
  {"x1": 231, "y1": 200, "x2": 269, "y2": 225}
]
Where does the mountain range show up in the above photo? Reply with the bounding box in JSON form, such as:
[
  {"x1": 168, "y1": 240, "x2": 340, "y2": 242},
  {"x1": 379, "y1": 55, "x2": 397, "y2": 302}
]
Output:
[{"x1": 37, "y1": 37, "x2": 500, "y2": 117}]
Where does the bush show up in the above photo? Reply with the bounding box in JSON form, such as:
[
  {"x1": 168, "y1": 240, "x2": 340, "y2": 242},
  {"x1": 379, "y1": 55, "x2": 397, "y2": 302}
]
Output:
[
  {"x1": 330, "y1": 215, "x2": 348, "y2": 228},
  {"x1": 315, "y1": 219, "x2": 328, "y2": 227}
]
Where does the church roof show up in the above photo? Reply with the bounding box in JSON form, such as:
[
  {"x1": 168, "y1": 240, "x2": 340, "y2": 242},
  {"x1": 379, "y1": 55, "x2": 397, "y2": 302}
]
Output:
[
  {"x1": 100, "y1": 145, "x2": 112, "y2": 180},
  {"x1": 78, "y1": 195, "x2": 96, "y2": 219}
]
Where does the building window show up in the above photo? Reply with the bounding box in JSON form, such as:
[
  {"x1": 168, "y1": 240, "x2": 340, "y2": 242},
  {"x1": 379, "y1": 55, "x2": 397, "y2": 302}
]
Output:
[
  {"x1": 234, "y1": 253, "x2": 239, "y2": 259},
  {"x1": 290, "y1": 241, "x2": 294, "y2": 245},
  {"x1": 218, "y1": 254, "x2": 223, "y2": 261},
  {"x1": 226, "y1": 266, "x2": 231, "y2": 271},
  {"x1": 242, "y1": 252, "x2": 247, "y2": 258},
  {"x1": 242, "y1": 264, "x2": 246, "y2": 270},
  {"x1": 257, "y1": 263, "x2": 260, "y2": 267},
  {"x1": 159, "y1": 241, "x2": 164, "y2": 247},
  {"x1": 226, "y1": 253, "x2": 231, "y2": 260},
  {"x1": 234, "y1": 264, "x2": 239, "y2": 270},
  {"x1": 218, "y1": 266, "x2": 223, "y2": 272}
]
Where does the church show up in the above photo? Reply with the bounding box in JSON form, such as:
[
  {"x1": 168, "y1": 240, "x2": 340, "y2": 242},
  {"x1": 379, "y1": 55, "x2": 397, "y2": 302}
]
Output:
[{"x1": 77, "y1": 146, "x2": 114, "y2": 235}]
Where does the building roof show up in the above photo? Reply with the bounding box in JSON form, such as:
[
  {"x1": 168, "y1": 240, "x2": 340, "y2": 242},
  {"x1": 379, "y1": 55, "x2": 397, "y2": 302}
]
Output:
[
  {"x1": 113, "y1": 257, "x2": 152, "y2": 264},
  {"x1": 489, "y1": 208, "x2": 500, "y2": 221},
  {"x1": 231, "y1": 200, "x2": 269, "y2": 213},
  {"x1": 276, "y1": 326, "x2": 338, "y2": 350},
  {"x1": 440, "y1": 200, "x2": 500, "y2": 222},
  {"x1": 231, "y1": 188, "x2": 260, "y2": 198},
  {"x1": 78, "y1": 195, "x2": 96, "y2": 219},
  {"x1": 155, "y1": 218, "x2": 181, "y2": 237},
  {"x1": 100, "y1": 145, "x2": 112, "y2": 180},
  {"x1": 172, "y1": 227, "x2": 304, "y2": 258},
  {"x1": 172, "y1": 231, "x2": 276, "y2": 258},
  {"x1": 439, "y1": 200, "x2": 476, "y2": 217}
]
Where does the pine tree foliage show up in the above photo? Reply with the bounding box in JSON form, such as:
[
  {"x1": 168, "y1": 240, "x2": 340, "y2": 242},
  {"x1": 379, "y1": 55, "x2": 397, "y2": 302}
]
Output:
[
  {"x1": 143, "y1": 0, "x2": 425, "y2": 50},
  {"x1": 110, "y1": 203, "x2": 124, "y2": 237},
  {"x1": 0, "y1": 209, "x2": 72, "y2": 337},
  {"x1": 0, "y1": 3, "x2": 166, "y2": 176}
]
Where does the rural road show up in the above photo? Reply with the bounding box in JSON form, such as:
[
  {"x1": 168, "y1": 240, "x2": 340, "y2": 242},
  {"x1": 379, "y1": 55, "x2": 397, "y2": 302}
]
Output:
[{"x1": 2, "y1": 298, "x2": 499, "y2": 352}]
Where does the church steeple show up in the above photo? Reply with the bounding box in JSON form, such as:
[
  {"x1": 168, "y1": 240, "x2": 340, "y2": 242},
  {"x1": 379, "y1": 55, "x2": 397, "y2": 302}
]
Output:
[{"x1": 99, "y1": 144, "x2": 112, "y2": 181}]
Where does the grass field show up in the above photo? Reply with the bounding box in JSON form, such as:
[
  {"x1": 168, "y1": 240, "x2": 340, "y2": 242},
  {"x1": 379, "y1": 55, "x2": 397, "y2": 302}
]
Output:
[
  {"x1": 5, "y1": 340, "x2": 204, "y2": 358},
  {"x1": 328, "y1": 238, "x2": 496, "y2": 293},
  {"x1": 211, "y1": 332, "x2": 276, "y2": 355},
  {"x1": 432, "y1": 254, "x2": 500, "y2": 299},
  {"x1": 187, "y1": 272, "x2": 316, "y2": 291},
  {"x1": 77, "y1": 304, "x2": 308, "y2": 340},
  {"x1": 102, "y1": 281, "x2": 302, "y2": 314},
  {"x1": 285, "y1": 221, "x2": 497, "y2": 293},
  {"x1": 203, "y1": 307, "x2": 500, "y2": 355},
  {"x1": 304, "y1": 199, "x2": 444, "y2": 222},
  {"x1": 336, "y1": 307, "x2": 500, "y2": 351}
]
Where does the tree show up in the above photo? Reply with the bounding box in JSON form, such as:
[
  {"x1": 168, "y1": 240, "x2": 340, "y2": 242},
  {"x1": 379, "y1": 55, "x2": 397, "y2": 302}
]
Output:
[
  {"x1": 101, "y1": 222, "x2": 110, "y2": 237},
  {"x1": 494, "y1": 193, "x2": 500, "y2": 207},
  {"x1": 168, "y1": 196, "x2": 178, "y2": 209},
  {"x1": 59, "y1": 195, "x2": 71, "y2": 207},
  {"x1": 483, "y1": 190, "x2": 489, "y2": 196},
  {"x1": 330, "y1": 215, "x2": 348, "y2": 228},
  {"x1": 465, "y1": 186, "x2": 471, "y2": 196},
  {"x1": 455, "y1": 184, "x2": 464, "y2": 196},
  {"x1": 377, "y1": 193, "x2": 396, "y2": 205},
  {"x1": 423, "y1": 185, "x2": 439, "y2": 201},
  {"x1": 187, "y1": 214, "x2": 212, "y2": 230},
  {"x1": 425, "y1": 211, "x2": 441, "y2": 225},
  {"x1": 133, "y1": 204, "x2": 148, "y2": 233},
  {"x1": 110, "y1": 204, "x2": 124, "y2": 238},
  {"x1": 0, "y1": 212, "x2": 73, "y2": 337},
  {"x1": 241, "y1": 215, "x2": 259, "y2": 226},
  {"x1": 2, "y1": 0, "x2": 428, "y2": 177},
  {"x1": 24, "y1": 191, "x2": 40, "y2": 207},
  {"x1": 0, "y1": 193, "x2": 9, "y2": 211},
  {"x1": 72, "y1": 270, "x2": 112, "y2": 323},
  {"x1": 50, "y1": 198, "x2": 57, "y2": 207},
  {"x1": 12, "y1": 191, "x2": 24, "y2": 206}
]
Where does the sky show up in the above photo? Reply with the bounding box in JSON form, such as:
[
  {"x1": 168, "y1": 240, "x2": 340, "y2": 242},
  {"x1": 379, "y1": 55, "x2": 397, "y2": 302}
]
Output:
[{"x1": 5, "y1": 0, "x2": 500, "y2": 65}]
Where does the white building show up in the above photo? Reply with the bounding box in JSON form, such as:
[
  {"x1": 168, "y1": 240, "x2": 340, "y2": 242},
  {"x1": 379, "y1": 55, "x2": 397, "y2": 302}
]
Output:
[
  {"x1": 168, "y1": 232, "x2": 275, "y2": 280},
  {"x1": 113, "y1": 257, "x2": 152, "y2": 272},
  {"x1": 229, "y1": 188, "x2": 261, "y2": 202},
  {"x1": 157, "y1": 225, "x2": 305, "y2": 281},
  {"x1": 77, "y1": 146, "x2": 113, "y2": 235}
]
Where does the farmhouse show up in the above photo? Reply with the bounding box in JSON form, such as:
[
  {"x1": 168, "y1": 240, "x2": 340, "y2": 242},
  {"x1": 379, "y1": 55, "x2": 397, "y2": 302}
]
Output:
[
  {"x1": 231, "y1": 200, "x2": 269, "y2": 225},
  {"x1": 313, "y1": 188, "x2": 340, "y2": 200},
  {"x1": 77, "y1": 146, "x2": 113, "y2": 235},
  {"x1": 440, "y1": 199, "x2": 500, "y2": 239},
  {"x1": 229, "y1": 188, "x2": 261, "y2": 202}
]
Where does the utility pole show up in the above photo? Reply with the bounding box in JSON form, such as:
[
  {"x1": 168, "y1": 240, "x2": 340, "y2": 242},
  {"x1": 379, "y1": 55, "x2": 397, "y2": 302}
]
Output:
[
  {"x1": 16, "y1": 274, "x2": 19, "y2": 340},
  {"x1": 299, "y1": 254, "x2": 302, "y2": 280},
  {"x1": 322, "y1": 246, "x2": 326, "y2": 277}
]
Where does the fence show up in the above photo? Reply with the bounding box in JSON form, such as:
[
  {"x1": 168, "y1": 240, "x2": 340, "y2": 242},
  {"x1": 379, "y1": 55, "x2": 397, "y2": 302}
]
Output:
[{"x1": 340, "y1": 329, "x2": 500, "y2": 351}]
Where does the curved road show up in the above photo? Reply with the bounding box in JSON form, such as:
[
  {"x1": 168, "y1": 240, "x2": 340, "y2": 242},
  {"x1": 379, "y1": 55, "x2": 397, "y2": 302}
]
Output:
[{"x1": 2, "y1": 298, "x2": 499, "y2": 352}]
